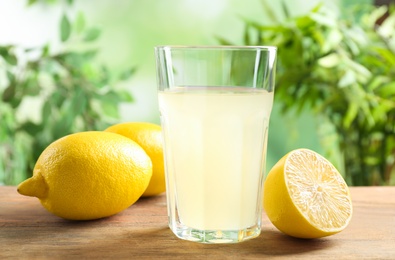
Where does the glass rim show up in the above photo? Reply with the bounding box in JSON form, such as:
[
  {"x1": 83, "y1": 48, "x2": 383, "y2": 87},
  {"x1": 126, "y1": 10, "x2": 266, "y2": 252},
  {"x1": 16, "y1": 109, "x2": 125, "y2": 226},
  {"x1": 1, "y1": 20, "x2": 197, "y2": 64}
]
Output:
[{"x1": 155, "y1": 45, "x2": 277, "y2": 52}]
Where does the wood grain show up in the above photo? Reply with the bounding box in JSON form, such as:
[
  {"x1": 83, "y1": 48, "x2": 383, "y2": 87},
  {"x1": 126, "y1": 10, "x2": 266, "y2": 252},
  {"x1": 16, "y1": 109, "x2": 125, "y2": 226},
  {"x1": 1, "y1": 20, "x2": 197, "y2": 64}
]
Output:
[{"x1": 1, "y1": 186, "x2": 394, "y2": 259}]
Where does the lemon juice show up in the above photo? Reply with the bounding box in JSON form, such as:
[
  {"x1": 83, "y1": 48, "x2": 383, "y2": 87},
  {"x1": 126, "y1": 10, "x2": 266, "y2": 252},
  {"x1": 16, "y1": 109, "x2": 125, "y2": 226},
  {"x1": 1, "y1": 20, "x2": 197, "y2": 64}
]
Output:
[{"x1": 159, "y1": 87, "x2": 273, "y2": 239}]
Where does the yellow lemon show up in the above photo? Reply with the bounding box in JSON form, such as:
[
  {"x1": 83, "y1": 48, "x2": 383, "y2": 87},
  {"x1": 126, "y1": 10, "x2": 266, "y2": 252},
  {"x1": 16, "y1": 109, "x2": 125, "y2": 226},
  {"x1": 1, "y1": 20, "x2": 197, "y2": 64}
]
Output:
[
  {"x1": 105, "y1": 122, "x2": 165, "y2": 197},
  {"x1": 17, "y1": 131, "x2": 152, "y2": 220},
  {"x1": 264, "y1": 148, "x2": 353, "y2": 239}
]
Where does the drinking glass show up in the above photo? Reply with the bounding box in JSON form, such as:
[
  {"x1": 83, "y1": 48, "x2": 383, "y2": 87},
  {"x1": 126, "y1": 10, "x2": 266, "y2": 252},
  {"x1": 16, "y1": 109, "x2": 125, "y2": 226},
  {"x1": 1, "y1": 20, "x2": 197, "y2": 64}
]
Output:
[{"x1": 155, "y1": 46, "x2": 277, "y2": 243}]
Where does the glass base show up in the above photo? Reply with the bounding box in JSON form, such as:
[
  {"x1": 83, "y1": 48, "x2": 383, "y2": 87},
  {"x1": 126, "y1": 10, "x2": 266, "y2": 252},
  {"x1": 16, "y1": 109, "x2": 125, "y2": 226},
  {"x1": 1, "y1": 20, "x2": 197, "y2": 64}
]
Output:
[{"x1": 170, "y1": 224, "x2": 261, "y2": 244}]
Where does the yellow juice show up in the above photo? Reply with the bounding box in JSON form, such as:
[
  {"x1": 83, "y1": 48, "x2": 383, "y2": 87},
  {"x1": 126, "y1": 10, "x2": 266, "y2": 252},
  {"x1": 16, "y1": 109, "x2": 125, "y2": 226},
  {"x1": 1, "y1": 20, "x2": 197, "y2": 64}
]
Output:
[{"x1": 159, "y1": 87, "x2": 273, "y2": 231}]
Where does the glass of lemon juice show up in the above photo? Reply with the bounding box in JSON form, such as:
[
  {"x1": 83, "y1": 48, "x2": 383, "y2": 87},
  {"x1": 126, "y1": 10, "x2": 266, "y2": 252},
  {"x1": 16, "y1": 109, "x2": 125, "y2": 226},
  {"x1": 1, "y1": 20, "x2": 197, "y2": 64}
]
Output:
[{"x1": 155, "y1": 46, "x2": 277, "y2": 243}]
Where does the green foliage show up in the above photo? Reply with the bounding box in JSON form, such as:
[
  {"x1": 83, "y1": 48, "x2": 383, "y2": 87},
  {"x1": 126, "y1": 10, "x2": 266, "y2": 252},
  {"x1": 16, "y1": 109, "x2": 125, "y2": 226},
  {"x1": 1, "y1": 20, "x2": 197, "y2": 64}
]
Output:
[
  {"x1": 237, "y1": 2, "x2": 395, "y2": 185},
  {"x1": 0, "y1": 6, "x2": 134, "y2": 185}
]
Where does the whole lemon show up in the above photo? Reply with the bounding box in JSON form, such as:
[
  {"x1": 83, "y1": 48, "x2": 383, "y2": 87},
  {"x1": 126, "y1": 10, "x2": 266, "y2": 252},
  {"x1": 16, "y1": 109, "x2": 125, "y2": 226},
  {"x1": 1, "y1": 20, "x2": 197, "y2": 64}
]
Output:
[
  {"x1": 17, "y1": 131, "x2": 152, "y2": 220},
  {"x1": 264, "y1": 149, "x2": 352, "y2": 239},
  {"x1": 105, "y1": 122, "x2": 165, "y2": 197}
]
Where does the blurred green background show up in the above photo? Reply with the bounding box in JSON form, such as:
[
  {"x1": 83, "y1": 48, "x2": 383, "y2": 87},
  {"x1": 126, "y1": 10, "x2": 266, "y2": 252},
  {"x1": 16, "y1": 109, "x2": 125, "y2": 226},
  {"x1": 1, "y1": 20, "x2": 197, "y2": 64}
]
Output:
[
  {"x1": 1, "y1": 0, "x2": 392, "y2": 185},
  {"x1": 77, "y1": 0, "x2": 328, "y2": 169}
]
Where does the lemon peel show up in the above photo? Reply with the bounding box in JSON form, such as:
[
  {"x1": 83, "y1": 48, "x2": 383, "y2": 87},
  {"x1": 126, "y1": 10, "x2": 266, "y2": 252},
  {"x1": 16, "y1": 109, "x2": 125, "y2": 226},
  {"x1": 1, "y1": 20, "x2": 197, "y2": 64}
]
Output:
[
  {"x1": 105, "y1": 122, "x2": 165, "y2": 197},
  {"x1": 17, "y1": 131, "x2": 152, "y2": 220}
]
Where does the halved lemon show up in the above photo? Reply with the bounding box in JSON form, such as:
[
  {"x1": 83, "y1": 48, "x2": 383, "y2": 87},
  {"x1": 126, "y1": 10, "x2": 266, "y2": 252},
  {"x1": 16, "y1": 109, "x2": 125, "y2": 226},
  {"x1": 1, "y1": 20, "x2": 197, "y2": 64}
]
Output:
[{"x1": 263, "y1": 148, "x2": 353, "y2": 239}]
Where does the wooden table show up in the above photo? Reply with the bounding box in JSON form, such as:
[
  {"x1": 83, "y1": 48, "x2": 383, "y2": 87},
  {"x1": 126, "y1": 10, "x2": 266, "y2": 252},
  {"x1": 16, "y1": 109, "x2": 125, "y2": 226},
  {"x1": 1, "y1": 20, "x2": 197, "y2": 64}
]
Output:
[{"x1": 1, "y1": 186, "x2": 394, "y2": 259}]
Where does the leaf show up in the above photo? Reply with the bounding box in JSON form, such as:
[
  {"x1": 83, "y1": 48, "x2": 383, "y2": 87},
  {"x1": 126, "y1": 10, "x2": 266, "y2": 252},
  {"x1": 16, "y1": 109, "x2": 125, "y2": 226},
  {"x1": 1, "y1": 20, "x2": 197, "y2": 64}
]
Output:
[
  {"x1": 371, "y1": 99, "x2": 393, "y2": 123},
  {"x1": 309, "y1": 12, "x2": 336, "y2": 28},
  {"x1": 216, "y1": 36, "x2": 233, "y2": 45},
  {"x1": 344, "y1": 58, "x2": 371, "y2": 83},
  {"x1": 55, "y1": 99, "x2": 76, "y2": 134},
  {"x1": 70, "y1": 89, "x2": 87, "y2": 116},
  {"x1": 376, "y1": 82, "x2": 395, "y2": 97},
  {"x1": 0, "y1": 47, "x2": 7, "y2": 57},
  {"x1": 23, "y1": 80, "x2": 41, "y2": 96},
  {"x1": 2, "y1": 84, "x2": 16, "y2": 102},
  {"x1": 346, "y1": 26, "x2": 368, "y2": 47},
  {"x1": 323, "y1": 29, "x2": 343, "y2": 52},
  {"x1": 42, "y1": 44, "x2": 50, "y2": 57},
  {"x1": 96, "y1": 90, "x2": 124, "y2": 118},
  {"x1": 373, "y1": 46, "x2": 395, "y2": 66},
  {"x1": 364, "y1": 156, "x2": 380, "y2": 166},
  {"x1": 102, "y1": 102, "x2": 119, "y2": 118},
  {"x1": 243, "y1": 24, "x2": 251, "y2": 45},
  {"x1": 0, "y1": 47, "x2": 17, "y2": 65},
  {"x1": 295, "y1": 15, "x2": 315, "y2": 29},
  {"x1": 260, "y1": 0, "x2": 280, "y2": 24},
  {"x1": 368, "y1": 76, "x2": 390, "y2": 91},
  {"x1": 82, "y1": 49, "x2": 98, "y2": 60},
  {"x1": 116, "y1": 90, "x2": 134, "y2": 102},
  {"x1": 100, "y1": 90, "x2": 122, "y2": 102},
  {"x1": 378, "y1": 10, "x2": 395, "y2": 38},
  {"x1": 19, "y1": 122, "x2": 42, "y2": 136},
  {"x1": 365, "y1": 5, "x2": 388, "y2": 28},
  {"x1": 318, "y1": 53, "x2": 340, "y2": 68},
  {"x1": 343, "y1": 101, "x2": 359, "y2": 128},
  {"x1": 60, "y1": 14, "x2": 71, "y2": 42},
  {"x1": 310, "y1": 3, "x2": 324, "y2": 13},
  {"x1": 360, "y1": 98, "x2": 376, "y2": 127},
  {"x1": 281, "y1": 1, "x2": 290, "y2": 19},
  {"x1": 248, "y1": 23, "x2": 287, "y2": 33},
  {"x1": 83, "y1": 28, "x2": 101, "y2": 42},
  {"x1": 74, "y1": 11, "x2": 86, "y2": 34},
  {"x1": 6, "y1": 71, "x2": 15, "y2": 83},
  {"x1": 119, "y1": 67, "x2": 137, "y2": 81},
  {"x1": 342, "y1": 33, "x2": 360, "y2": 56},
  {"x1": 52, "y1": 116, "x2": 72, "y2": 139},
  {"x1": 42, "y1": 101, "x2": 52, "y2": 124},
  {"x1": 27, "y1": 0, "x2": 38, "y2": 6},
  {"x1": 4, "y1": 53, "x2": 17, "y2": 66},
  {"x1": 50, "y1": 91, "x2": 66, "y2": 108},
  {"x1": 338, "y1": 70, "x2": 356, "y2": 88}
]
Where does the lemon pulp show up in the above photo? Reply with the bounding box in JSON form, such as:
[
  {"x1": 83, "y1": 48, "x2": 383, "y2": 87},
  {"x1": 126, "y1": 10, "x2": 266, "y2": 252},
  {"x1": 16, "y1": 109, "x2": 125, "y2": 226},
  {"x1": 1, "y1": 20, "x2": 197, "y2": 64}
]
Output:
[{"x1": 264, "y1": 148, "x2": 353, "y2": 238}]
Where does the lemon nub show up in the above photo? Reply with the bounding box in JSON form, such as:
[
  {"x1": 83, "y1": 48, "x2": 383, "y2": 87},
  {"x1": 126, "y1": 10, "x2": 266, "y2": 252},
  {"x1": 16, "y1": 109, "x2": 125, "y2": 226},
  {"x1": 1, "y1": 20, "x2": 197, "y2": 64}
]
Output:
[{"x1": 17, "y1": 174, "x2": 48, "y2": 199}]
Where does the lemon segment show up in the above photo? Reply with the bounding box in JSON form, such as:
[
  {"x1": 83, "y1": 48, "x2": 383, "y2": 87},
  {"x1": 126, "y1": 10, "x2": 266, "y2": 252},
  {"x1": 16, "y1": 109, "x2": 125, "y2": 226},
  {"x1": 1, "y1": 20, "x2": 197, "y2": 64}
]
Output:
[
  {"x1": 264, "y1": 148, "x2": 353, "y2": 239},
  {"x1": 105, "y1": 122, "x2": 165, "y2": 197}
]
